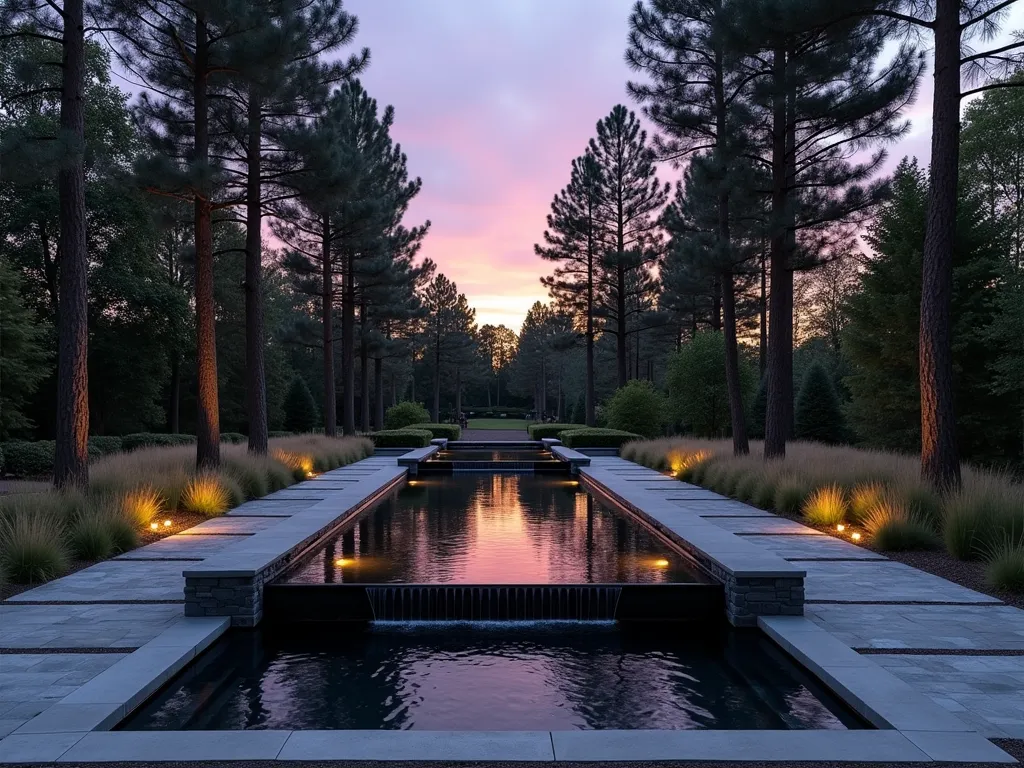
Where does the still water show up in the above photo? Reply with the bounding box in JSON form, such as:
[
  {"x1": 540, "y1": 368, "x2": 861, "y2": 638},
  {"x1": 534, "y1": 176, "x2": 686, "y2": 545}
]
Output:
[
  {"x1": 280, "y1": 473, "x2": 704, "y2": 585},
  {"x1": 121, "y1": 623, "x2": 861, "y2": 731}
]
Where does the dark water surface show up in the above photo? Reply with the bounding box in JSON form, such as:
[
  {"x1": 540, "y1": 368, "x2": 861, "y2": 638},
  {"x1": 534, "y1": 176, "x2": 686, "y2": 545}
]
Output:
[
  {"x1": 121, "y1": 624, "x2": 861, "y2": 731},
  {"x1": 279, "y1": 474, "x2": 703, "y2": 585},
  {"x1": 431, "y1": 449, "x2": 552, "y2": 461}
]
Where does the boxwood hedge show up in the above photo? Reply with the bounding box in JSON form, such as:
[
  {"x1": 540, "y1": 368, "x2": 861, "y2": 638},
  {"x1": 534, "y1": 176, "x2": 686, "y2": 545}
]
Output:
[
  {"x1": 407, "y1": 423, "x2": 461, "y2": 441},
  {"x1": 370, "y1": 429, "x2": 433, "y2": 448},
  {"x1": 559, "y1": 428, "x2": 641, "y2": 449}
]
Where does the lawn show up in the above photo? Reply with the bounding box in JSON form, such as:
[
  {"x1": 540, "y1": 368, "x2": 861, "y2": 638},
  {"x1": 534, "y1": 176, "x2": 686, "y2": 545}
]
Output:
[{"x1": 467, "y1": 418, "x2": 531, "y2": 431}]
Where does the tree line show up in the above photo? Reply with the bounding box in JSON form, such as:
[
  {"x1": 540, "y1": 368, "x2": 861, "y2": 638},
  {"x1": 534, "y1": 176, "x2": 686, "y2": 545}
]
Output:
[{"x1": 529, "y1": 0, "x2": 1024, "y2": 492}]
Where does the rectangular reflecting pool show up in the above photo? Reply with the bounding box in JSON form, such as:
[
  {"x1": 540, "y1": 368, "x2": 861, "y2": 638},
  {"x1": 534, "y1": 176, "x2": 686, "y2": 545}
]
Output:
[
  {"x1": 278, "y1": 474, "x2": 705, "y2": 585},
  {"x1": 120, "y1": 624, "x2": 864, "y2": 731},
  {"x1": 431, "y1": 449, "x2": 552, "y2": 462}
]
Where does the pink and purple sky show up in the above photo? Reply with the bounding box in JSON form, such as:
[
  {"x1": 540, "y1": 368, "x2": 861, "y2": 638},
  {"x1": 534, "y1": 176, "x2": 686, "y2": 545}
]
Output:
[{"x1": 346, "y1": 0, "x2": 1024, "y2": 332}]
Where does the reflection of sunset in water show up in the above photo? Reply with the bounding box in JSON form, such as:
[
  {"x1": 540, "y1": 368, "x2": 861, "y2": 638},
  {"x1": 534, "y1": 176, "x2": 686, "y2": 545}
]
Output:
[{"x1": 284, "y1": 474, "x2": 702, "y2": 585}]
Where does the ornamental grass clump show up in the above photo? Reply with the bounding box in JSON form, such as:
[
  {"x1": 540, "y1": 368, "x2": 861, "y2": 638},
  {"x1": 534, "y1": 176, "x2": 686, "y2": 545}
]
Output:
[
  {"x1": 801, "y1": 485, "x2": 848, "y2": 527},
  {"x1": 863, "y1": 495, "x2": 940, "y2": 551},
  {"x1": 0, "y1": 512, "x2": 69, "y2": 584},
  {"x1": 68, "y1": 513, "x2": 114, "y2": 561},
  {"x1": 119, "y1": 486, "x2": 164, "y2": 528},
  {"x1": 985, "y1": 537, "x2": 1024, "y2": 592},
  {"x1": 849, "y1": 482, "x2": 885, "y2": 524},
  {"x1": 774, "y1": 477, "x2": 810, "y2": 517},
  {"x1": 181, "y1": 474, "x2": 232, "y2": 517}
]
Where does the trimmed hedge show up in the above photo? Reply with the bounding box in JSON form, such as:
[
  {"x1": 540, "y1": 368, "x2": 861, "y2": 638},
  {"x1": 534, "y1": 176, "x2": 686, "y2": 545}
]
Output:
[
  {"x1": 1, "y1": 441, "x2": 55, "y2": 477},
  {"x1": 121, "y1": 433, "x2": 196, "y2": 451},
  {"x1": 385, "y1": 402, "x2": 431, "y2": 430},
  {"x1": 559, "y1": 428, "x2": 641, "y2": 449},
  {"x1": 220, "y1": 432, "x2": 246, "y2": 444},
  {"x1": 527, "y1": 423, "x2": 574, "y2": 440},
  {"x1": 408, "y1": 423, "x2": 461, "y2": 441},
  {"x1": 370, "y1": 429, "x2": 433, "y2": 448},
  {"x1": 88, "y1": 436, "x2": 123, "y2": 456}
]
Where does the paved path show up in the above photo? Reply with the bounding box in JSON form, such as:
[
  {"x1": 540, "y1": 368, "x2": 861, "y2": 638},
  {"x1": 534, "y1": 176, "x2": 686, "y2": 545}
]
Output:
[
  {"x1": 588, "y1": 455, "x2": 1024, "y2": 740},
  {"x1": 459, "y1": 428, "x2": 530, "y2": 441},
  {"x1": 0, "y1": 455, "x2": 397, "y2": 740}
]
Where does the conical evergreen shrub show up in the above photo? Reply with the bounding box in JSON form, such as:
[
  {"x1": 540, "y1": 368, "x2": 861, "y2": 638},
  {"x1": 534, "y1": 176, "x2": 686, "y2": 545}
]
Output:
[
  {"x1": 794, "y1": 363, "x2": 845, "y2": 444},
  {"x1": 283, "y1": 377, "x2": 319, "y2": 433}
]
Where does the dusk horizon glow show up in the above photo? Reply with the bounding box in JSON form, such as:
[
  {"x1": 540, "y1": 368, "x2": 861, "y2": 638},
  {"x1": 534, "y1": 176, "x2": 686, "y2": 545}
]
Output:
[{"x1": 343, "y1": 1, "x2": 1024, "y2": 333}]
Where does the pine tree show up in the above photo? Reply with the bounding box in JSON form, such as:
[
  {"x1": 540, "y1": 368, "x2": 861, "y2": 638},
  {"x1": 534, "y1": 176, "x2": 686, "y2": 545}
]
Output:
[
  {"x1": 794, "y1": 362, "x2": 845, "y2": 444},
  {"x1": 284, "y1": 376, "x2": 319, "y2": 433},
  {"x1": 536, "y1": 152, "x2": 603, "y2": 425},
  {"x1": 588, "y1": 105, "x2": 669, "y2": 388},
  {"x1": 422, "y1": 274, "x2": 476, "y2": 421},
  {"x1": 2, "y1": 0, "x2": 90, "y2": 486},
  {"x1": 215, "y1": 0, "x2": 368, "y2": 455}
]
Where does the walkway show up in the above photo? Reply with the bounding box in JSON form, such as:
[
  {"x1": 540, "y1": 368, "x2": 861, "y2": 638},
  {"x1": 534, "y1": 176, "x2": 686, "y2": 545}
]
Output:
[
  {"x1": 586, "y1": 456, "x2": 1024, "y2": 740},
  {"x1": 460, "y1": 428, "x2": 530, "y2": 441},
  {"x1": 0, "y1": 455, "x2": 398, "y2": 744}
]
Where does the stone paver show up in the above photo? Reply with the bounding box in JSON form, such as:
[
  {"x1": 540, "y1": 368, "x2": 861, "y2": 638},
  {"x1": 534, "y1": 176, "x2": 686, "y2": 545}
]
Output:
[
  {"x1": 0, "y1": 604, "x2": 183, "y2": 649},
  {"x1": 0, "y1": 654, "x2": 126, "y2": 738},
  {"x1": 807, "y1": 603, "x2": 1024, "y2": 650},
  {"x1": 802, "y1": 560, "x2": 1001, "y2": 604},
  {"x1": 745, "y1": 534, "x2": 887, "y2": 560},
  {"x1": 116, "y1": 534, "x2": 249, "y2": 560},
  {"x1": 6, "y1": 560, "x2": 186, "y2": 603},
  {"x1": 707, "y1": 516, "x2": 824, "y2": 535},
  {"x1": 175, "y1": 516, "x2": 283, "y2": 535},
  {"x1": 673, "y1": 499, "x2": 774, "y2": 516},
  {"x1": 873, "y1": 654, "x2": 1024, "y2": 738}
]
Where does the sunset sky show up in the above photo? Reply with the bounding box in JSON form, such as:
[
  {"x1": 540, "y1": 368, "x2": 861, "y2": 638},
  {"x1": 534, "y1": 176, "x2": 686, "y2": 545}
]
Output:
[{"x1": 345, "y1": 0, "x2": 1024, "y2": 332}]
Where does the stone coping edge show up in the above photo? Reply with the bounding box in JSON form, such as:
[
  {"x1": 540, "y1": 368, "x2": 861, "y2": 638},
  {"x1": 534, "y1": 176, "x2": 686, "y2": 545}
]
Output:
[
  {"x1": 579, "y1": 469, "x2": 802, "y2": 580},
  {"x1": 397, "y1": 445, "x2": 440, "y2": 467},
  {"x1": 0, "y1": 727, "x2": 1014, "y2": 763},
  {"x1": 7, "y1": 616, "x2": 229, "y2": 742},
  {"x1": 183, "y1": 467, "x2": 406, "y2": 579},
  {"x1": 759, "y1": 615, "x2": 1014, "y2": 763},
  {"x1": 549, "y1": 444, "x2": 591, "y2": 467}
]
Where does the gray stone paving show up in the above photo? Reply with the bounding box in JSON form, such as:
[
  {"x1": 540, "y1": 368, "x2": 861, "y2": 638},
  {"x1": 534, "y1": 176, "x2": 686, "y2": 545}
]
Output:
[
  {"x1": 175, "y1": 516, "x2": 281, "y2": 535},
  {"x1": 116, "y1": 533, "x2": 249, "y2": 560},
  {"x1": 807, "y1": 603, "x2": 1024, "y2": 650},
  {"x1": 708, "y1": 515, "x2": 825, "y2": 535},
  {"x1": 671, "y1": 499, "x2": 774, "y2": 516},
  {"x1": 0, "y1": 654, "x2": 126, "y2": 739},
  {"x1": 5, "y1": 560, "x2": 187, "y2": 603},
  {"x1": 873, "y1": 654, "x2": 1024, "y2": 738},
  {"x1": 802, "y1": 560, "x2": 1001, "y2": 604},
  {"x1": 0, "y1": 604, "x2": 183, "y2": 649},
  {"x1": 746, "y1": 533, "x2": 887, "y2": 560}
]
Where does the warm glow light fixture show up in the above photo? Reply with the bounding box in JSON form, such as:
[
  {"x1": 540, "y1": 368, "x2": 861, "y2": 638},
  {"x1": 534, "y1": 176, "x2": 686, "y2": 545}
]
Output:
[
  {"x1": 851, "y1": 532, "x2": 862, "y2": 541},
  {"x1": 836, "y1": 524, "x2": 845, "y2": 532},
  {"x1": 149, "y1": 522, "x2": 159, "y2": 531},
  {"x1": 335, "y1": 558, "x2": 352, "y2": 567},
  {"x1": 163, "y1": 520, "x2": 172, "y2": 527},
  {"x1": 654, "y1": 558, "x2": 670, "y2": 568}
]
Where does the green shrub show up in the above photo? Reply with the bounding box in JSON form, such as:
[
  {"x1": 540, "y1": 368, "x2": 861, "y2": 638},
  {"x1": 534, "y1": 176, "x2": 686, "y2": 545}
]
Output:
[
  {"x1": 604, "y1": 380, "x2": 666, "y2": 439},
  {"x1": 560, "y1": 428, "x2": 641, "y2": 449},
  {"x1": 802, "y1": 485, "x2": 848, "y2": 526},
  {"x1": 748, "y1": 378, "x2": 767, "y2": 439},
  {"x1": 284, "y1": 376, "x2": 320, "y2": 433},
  {"x1": 268, "y1": 430, "x2": 295, "y2": 438},
  {"x1": 985, "y1": 540, "x2": 1024, "y2": 592},
  {"x1": 752, "y1": 474, "x2": 778, "y2": 510},
  {"x1": 408, "y1": 423, "x2": 461, "y2": 441},
  {"x1": 733, "y1": 471, "x2": 762, "y2": 504},
  {"x1": 385, "y1": 401, "x2": 431, "y2": 430},
  {"x1": 220, "y1": 432, "x2": 246, "y2": 444},
  {"x1": 68, "y1": 515, "x2": 114, "y2": 560},
  {"x1": 121, "y1": 433, "x2": 195, "y2": 451},
  {"x1": 794, "y1": 363, "x2": 847, "y2": 444},
  {"x1": 88, "y1": 436, "x2": 123, "y2": 456},
  {"x1": 370, "y1": 429, "x2": 433, "y2": 448},
  {"x1": 774, "y1": 477, "x2": 809, "y2": 516},
  {"x1": 0, "y1": 513, "x2": 69, "y2": 584},
  {"x1": 527, "y1": 423, "x2": 574, "y2": 440},
  {"x1": 1, "y1": 441, "x2": 55, "y2": 477},
  {"x1": 666, "y1": 331, "x2": 757, "y2": 437}
]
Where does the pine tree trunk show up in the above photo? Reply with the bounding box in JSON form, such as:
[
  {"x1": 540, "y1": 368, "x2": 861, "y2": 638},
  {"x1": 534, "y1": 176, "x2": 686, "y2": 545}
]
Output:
[
  {"x1": 765, "y1": 45, "x2": 790, "y2": 460},
  {"x1": 321, "y1": 216, "x2": 337, "y2": 436},
  {"x1": 432, "y1": 341, "x2": 440, "y2": 422},
  {"x1": 586, "y1": 235, "x2": 596, "y2": 426},
  {"x1": 193, "y1": 12, "x2": 220, "y2": 470},
  {"x1": 245, "y1": 88, "x2": 268, "y2": 455},
  {"x1": 342, "y1": 251, "x2": 356, "y2": 435},
  {"x1": 374, "y1": 357, "x2": 384, "y2": 430},
  {"x1": 759, "y1": 248, "x2": 767, "y2": 376},
  {"x1": 920, "y1": 0, "x2": 962, "y2": 492},
  {"x1": 360, "y1": 332, "x2": 369, "y2": 432},
  {"x1": 168, "y1": 354, "x2": 180, "y2": 434},
  {"x1": 54, "y1": 0, "x2": 89, "y2": 489},
  {"x1": 616, "y1": 261, "x2": 628, "y2": 387},
  {"x1": 711, "y1": 277, "x2": 722, "y2": 331},
  {"x1": 722, "y1": 271, "x2": 750, "y2": 455}
]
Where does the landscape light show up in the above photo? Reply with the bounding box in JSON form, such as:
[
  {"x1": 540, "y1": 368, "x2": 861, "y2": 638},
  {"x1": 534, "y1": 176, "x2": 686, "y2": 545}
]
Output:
[
  {"x1": 654, "y1": 559, "x2": 670, "y2": 568},
  {"x1": 836, "y1": 524, "x2": 845, "y2": 532},
  {"x1": 335, "y1": 558, "x2": 352, "y2": 567},
  {"x1": 163, "y1": 519, "x2": 172, "y2": 527},
  {"x1": 851, "y1": 532, "x2": 862, "y2": 541},
  {"x1": 150, "y1": 522, "x2": 159, "y2": 531}
]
